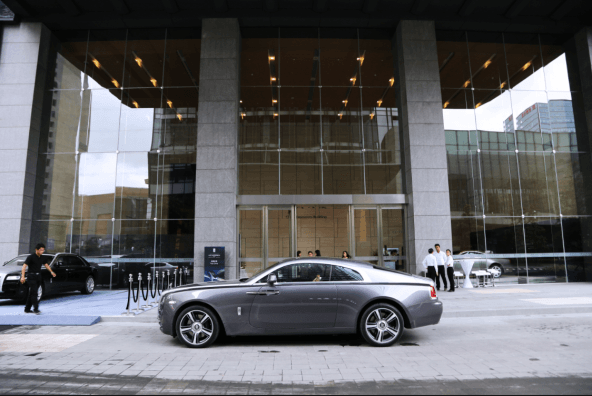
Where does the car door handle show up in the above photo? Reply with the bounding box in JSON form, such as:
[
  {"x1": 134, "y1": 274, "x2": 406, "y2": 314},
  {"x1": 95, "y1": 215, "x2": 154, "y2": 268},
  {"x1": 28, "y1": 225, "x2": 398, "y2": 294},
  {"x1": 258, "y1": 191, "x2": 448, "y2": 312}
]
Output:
[
  {"x1": 246, "y1": 291, "x2": 280, "y2": 296},
  {"x1": 246, "y1": 292, "x2": 268, "y2": 295}
]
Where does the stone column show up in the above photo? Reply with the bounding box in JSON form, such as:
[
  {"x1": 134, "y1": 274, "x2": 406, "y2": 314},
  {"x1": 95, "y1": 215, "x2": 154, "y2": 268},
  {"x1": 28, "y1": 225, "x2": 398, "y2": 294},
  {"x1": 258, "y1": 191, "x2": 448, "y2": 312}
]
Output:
[
  {"x1": 0, "y1": 23, "x2": 53, "y2": 259},
  {"x1": 393, "y1": 20, "x2": 453, "y2": 275},
  {"x1": 565, "y1": 27, "x2": 592, "y2": 282},
  {"x1": 194, "y1": 19, "x2": 241, "y2": 282}
]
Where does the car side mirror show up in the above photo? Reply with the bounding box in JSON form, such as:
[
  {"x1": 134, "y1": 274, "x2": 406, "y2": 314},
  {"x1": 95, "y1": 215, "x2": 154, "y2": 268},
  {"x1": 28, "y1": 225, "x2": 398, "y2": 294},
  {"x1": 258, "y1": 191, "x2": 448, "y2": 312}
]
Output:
[{"x1": 268, "y1": 274, "x2": 278, "y2": 287}]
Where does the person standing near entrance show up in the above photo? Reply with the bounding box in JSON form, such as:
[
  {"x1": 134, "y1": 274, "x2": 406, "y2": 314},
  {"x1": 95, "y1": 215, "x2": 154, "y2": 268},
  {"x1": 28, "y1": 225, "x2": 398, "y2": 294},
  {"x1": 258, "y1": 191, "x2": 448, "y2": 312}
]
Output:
[
  {"x1": 422, "y1": 248, "x2": 438, "y2": 285},
  {"x1": 20, "y1": 243, "x2": 56, "y2": 314},
  {"x1": 434, "y1": 244, "x2": 447, "y2": 291},
  {"x1": 446, "y1": 249, "x2": 455, "y2": 292}
]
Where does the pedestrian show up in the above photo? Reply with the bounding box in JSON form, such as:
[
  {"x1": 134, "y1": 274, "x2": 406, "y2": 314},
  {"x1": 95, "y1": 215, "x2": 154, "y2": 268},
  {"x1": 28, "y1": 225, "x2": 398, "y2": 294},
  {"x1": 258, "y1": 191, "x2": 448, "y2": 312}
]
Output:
[
  {"x1": 422, "y1": 248, "x2": 438, "y2": 285},
  {"x1": 434, "y1": 244, "x2": 447, "y2": 291},
  {"x1": 297, "y1": 251, "x2": 302, "y2": 257},
  {"x1": 20, "y1": 243, "x2": 56, "y2": 314},
  {"x1": 446, "y1": 249, "x2": 455, "y2": 292},
  {"x1": 315, "y1": 250, "x2": 321, "y2": 257},
  {"x1": 342, "y1": 251, "x2": 350, "y2": 259},
  {"x1": 308, "y1": 251, "x2": 314, "y2": 257}
]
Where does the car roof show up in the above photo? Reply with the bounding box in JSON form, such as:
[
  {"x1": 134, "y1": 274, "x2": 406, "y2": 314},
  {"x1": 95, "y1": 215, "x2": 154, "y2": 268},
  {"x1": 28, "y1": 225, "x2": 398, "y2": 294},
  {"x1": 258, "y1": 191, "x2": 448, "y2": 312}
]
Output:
[{"x1": 279, "y1": 257, "x2": 375, "y2": 269}]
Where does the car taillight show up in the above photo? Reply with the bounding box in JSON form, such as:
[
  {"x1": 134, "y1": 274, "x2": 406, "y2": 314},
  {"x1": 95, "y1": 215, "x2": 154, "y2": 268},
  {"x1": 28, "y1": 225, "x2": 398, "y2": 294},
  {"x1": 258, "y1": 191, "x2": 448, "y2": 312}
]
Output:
[{"x1": 430, "y1": 286, "x2": 437, "y2": 299}]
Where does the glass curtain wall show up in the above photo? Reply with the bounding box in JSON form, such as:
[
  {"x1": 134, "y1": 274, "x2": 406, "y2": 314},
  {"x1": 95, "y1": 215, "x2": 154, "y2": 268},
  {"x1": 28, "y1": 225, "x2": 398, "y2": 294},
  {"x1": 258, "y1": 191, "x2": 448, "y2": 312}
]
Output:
[
  {"x1": 32, "y1": 29, "x2": 201, "y2": 288},
  {"x1": 238, "y1": 29, "x2": 402, "y2": 195},
  {"x1": 438, "y1": 32, "x2": 591, "y2": 283}
]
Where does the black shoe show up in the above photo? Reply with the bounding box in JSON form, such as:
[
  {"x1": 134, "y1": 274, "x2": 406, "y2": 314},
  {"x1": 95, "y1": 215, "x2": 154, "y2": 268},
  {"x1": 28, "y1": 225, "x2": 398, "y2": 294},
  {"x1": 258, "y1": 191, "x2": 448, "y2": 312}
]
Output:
[
  {"x1": 448, "y1": 290, "x2": 455, "y2": 292},
  {"x1": 33, "y1": 310, "x2": 41, "y2": 315},
  {"x1": 24, "y1": 310, "x2": 33, "y2": 314}
]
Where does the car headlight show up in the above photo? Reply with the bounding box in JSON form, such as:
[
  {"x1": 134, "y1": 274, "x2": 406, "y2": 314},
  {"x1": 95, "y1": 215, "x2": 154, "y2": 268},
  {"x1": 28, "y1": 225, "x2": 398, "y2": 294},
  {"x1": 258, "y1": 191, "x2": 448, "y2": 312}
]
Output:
[{"x1": 6, "y1": 276, "x2": 21, "y2": 281}]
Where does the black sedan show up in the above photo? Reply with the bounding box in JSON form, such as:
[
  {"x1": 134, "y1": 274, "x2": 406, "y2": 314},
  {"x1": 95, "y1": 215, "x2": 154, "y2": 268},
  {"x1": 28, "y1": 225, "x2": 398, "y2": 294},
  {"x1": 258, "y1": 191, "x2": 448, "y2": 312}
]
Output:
[{"x1": 0, "y1": 253, "x2": 97, "y2": 301}]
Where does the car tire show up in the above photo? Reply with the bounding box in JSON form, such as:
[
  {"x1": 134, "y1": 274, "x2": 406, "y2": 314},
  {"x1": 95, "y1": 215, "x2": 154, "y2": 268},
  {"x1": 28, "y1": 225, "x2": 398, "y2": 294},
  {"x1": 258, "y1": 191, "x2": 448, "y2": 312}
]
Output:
[
  {"x1": 176, "y1": 305, "x2": 220, "y2": 348},
  {"x1": 488, "y1": 264, "x2": 504, "y2": 278},
  {"x1": 81, "y1": 276, "x2": 95, "y2": 295},
  {"x1": 359, "y1": 303, "x2": 404, "y2": 347}
]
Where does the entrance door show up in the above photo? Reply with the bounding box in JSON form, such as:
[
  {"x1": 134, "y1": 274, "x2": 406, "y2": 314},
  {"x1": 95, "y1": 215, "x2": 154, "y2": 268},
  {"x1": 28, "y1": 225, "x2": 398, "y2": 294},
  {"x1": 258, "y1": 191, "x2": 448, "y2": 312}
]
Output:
[{"x1": 267, "y1": 207, "x2": 293, "y2": 266}]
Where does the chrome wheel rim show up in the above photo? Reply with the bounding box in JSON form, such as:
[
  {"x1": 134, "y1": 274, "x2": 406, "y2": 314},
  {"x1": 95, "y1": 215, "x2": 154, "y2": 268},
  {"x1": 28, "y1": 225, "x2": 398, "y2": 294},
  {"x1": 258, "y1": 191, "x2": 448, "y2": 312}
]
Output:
[
  {"x1": 37, "y1": 285, "x2": 43, "y2": 300},
  {"x1": 87, "y1": 277, "x2": 95, "y2": 293},
  {"x1": 365, "y1": 308, "x2": 399, "y2": 344},
  {"x1": 179, "y1": 310, "x2": 214, "y2": 346},
  {"x1": 490, "y1": 266, "x2": 502, "y2": 278}
]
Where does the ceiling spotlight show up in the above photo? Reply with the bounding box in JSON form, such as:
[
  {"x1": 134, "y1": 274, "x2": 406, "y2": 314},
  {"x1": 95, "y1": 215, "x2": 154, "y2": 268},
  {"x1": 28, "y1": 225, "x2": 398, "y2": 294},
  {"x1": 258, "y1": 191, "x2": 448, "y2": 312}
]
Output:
[
  {"x1": 444, "y1": 101, "x2": 450, "y2": 108},
  {"x1": 111, "y1": 79, "x2": 119, "y2": 88},
  {"x1": 135, "y1": 57, "x2": 142, "y2": 67},
  {"x1": 370, "y1": 113, "x2": 375, "y2": 120},
  {"x1": 476, "y1": 103, "x2": 482, "y2": 109},
  {"x1": 389, "y1": 78, "x2": 395, "y2": 87},
  {"x1": 522, "y1": 62, "x2": 532, "y2": 71},
  {"x1": 274, "y1": 113, "x2": 279, "y2": 117},
  {"x1": 338, "y1": 113, "x2": 343, "y2": 119},
  {"x1": 342, "y1": 100, "x2": 348, "y2": 106},
  {"x1": 92, "y1": 59, "x2": 101, "y2": 69},
  {"x1": 350, "y1": 77, "x2": 356, "y2": 84},
  {"x1": 177, "y1": 114, "x2": 182, "y2": 121},
  {"x1": 272, "y1": 99, "x2": 278, "y2": 104},
  {"x1": 483, "y1": 60, "x2": 492, "y2": 69},
  {"x1": 269, "y1": 56, "x2": 275, "y2": 61},
  {"x1": 150, "y1": 78, "x2": 158, "y2": 87},
  {"x1": 241, "y1": 113, "x2": 246, "y2": 119},
  {"x1": 167, "y1": 100, "x2": 173, "y2": 108},
  {"x1": 377, "y1": 100, "x2": 382, "y2": 107},
  {"x1": 240, "y1": 100, "x2": 243, "y2": 103},
  {"x1": 463, "y1": 80, "x2": 471, "y2": 88},
  {"x1": 500, "y1": 82, "x2": 507, "y2": 89},
  {"x1": 132, "y1": 101, "x2": 139, "y2": 108},
  {"x1": 271, "y1": 77, "x2": 277, "y2": 82}
]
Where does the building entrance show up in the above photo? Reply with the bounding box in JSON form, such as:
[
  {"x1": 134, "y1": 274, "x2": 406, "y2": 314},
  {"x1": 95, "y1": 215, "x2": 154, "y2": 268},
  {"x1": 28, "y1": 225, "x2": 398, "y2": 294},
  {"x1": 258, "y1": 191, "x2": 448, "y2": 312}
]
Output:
[{"x1": 238, "y1": 205, "x2": 406, "y2": 279}]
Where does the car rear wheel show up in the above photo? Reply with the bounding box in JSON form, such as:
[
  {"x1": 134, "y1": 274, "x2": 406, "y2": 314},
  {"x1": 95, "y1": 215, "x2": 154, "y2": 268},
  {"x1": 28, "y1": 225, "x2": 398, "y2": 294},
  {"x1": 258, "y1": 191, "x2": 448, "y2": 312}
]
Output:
[
  {"x1": 488, "y1": 264, "x2": 503, "y2": 278},
  {"x1": 360, "y1": 303, "x2": 404, "y2": 347},
  {"x1": 176, "y1": 306, "x2": 219, "y2": 348},
  {"x1": 81, "y1": 276, "x2": 95, "y2": 295}
]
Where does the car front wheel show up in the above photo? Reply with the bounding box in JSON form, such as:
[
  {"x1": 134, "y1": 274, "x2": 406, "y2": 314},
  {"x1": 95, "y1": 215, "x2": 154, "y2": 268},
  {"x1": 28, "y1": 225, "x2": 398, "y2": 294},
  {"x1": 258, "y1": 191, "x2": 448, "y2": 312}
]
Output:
[
  {"x1": 176, "y1": 306, "x2": 219, "y2": 348},
  {"x1": 360, "y1": 303, "x2": 404, "y2": 347},
  {"x1": 488, "y1": 264, "x2": 504, "y2": 278}
]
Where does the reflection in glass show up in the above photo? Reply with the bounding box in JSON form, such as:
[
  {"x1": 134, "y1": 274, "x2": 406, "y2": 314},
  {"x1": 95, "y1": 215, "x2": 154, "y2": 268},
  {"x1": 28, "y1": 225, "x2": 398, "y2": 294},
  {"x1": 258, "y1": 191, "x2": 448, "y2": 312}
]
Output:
[
  {"x1": 484, "y1": 217, "x2": 526, "y2": 284},
  {"x1": 155, "y1": 220, "x2": 194, "y2": 262},
  {"x1": 37, "y1": 154, "x2": 77, "y2": 221},
  {"x1": 71, "y1": 220, "x2": 114, "y2": 258},
  {"x1": 118, "y1": 89, "x2": 161, "y2": 152},
  {"x1": 31, "y1": 221, "x2": 72, "y2": 253},
  {"x1": 74, "y1": 153, "x2": 117, "y2": 220},
  {"x1": 466, "y1": 34, "x2": 509, "y2": 91},
  {"x1": 239, "y1": 210, "x2": 263, "y2": 259},
  {"x1": 163, "y1": 30, "x2": 201, "y2": 88},
  {"x1": 523, "y1": 216, "x2": 566, "y2": 283},
  {"x1": 354, "y1": 208, "x2": 378, "y2": 258},
  {"x1": 85, "y1": 30, "x2": 127, "y2": 90},
  {"x1": 81, "y1": 88, "x2": 123, "y2": 153},
  {"x1": 155, "y1": 152, "x2": 196, "y2": 220},
  {"x1": 159, "y1": 88, "x2": 198, "y2": 151},
  {"x1": 479, "y1": 151, "x2": 521, "y2": 217},
  {"x1": 451, "y1": 217, "x2": 485, "y2": 254},
  {"x1": 115, "y1": 152, "x2": 153, "y2": 220},
  {"x1": 447, "y1": 151, "x2": 483, "y2": 217},
  {"x1": 562, "y1": 216, "x2": 592, "y2": 282},
  {"x1": 518, "y1": 152, "x2": 560, "y2": 217},
  {"x1": 555, "y1": 152, "x2": 590, "y2": 216}
]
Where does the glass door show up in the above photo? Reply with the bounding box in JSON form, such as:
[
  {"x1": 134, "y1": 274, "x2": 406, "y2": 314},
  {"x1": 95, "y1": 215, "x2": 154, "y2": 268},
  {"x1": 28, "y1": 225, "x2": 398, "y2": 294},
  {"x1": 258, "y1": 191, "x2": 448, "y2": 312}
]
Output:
[
  {"x1": 238, "y1": 208, "x2": 264, "y2": 279},
  {"x1": 353, "y1": 208, "x2": 379, "y2": 264},
  {"x1": 267, "y1": 207, "x2": 293, "y2": 266},
  {"x1": 381, "y1": 208, "x2": 405, "y2": 271}
]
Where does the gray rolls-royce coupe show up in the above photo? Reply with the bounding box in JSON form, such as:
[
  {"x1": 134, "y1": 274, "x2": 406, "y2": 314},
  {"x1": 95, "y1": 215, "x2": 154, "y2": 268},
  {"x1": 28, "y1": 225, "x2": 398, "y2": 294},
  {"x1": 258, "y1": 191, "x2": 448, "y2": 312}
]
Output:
[{"x1": 158, "y1": 258, "x2": 443, "y2": 348}]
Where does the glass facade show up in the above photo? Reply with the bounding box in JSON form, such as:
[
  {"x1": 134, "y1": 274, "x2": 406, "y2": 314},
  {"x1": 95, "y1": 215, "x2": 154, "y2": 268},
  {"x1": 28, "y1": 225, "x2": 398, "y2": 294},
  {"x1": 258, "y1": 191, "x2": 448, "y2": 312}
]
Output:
[
  {"x1": 439, "y1": 32, "x2": 591, "y2": 283},
  {"x1": 238, "y1": 29, "x2": 402, "y2": 196},
  {"x1": 28, "y1": 25, "x2": 590, "y2": 286},
  {"x1": 33, "y1": 29, "x2": 201, "y2": 287}
]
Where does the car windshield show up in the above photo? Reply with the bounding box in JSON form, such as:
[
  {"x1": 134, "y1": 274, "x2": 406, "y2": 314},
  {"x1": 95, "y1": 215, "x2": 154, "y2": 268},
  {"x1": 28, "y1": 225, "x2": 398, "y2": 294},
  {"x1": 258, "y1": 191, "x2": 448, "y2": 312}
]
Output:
[
  {"x1": 241, "y1": 262, "x2": 284, "y2": 282},
  {"x1": 3, "y1": 255, "x2": 54, "y2": 266}
]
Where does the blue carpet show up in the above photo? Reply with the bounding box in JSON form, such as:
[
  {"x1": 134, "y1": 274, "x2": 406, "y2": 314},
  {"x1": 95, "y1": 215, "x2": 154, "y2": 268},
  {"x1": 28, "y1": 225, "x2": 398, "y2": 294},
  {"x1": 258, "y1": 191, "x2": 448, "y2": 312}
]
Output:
[{"x1": 0, "y1": 315, "x2": 101, "y2": 326}]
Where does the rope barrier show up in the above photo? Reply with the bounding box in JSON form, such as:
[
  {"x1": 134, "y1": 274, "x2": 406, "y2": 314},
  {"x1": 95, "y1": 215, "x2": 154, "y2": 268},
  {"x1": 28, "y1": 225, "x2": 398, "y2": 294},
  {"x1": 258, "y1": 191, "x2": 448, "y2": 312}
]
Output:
[
  {"x1": 141, "y1": 274, "x2": 149, "y2": 301},
  {"x1": 150, "y1": 272, "x2": 157, "y2": 299}
]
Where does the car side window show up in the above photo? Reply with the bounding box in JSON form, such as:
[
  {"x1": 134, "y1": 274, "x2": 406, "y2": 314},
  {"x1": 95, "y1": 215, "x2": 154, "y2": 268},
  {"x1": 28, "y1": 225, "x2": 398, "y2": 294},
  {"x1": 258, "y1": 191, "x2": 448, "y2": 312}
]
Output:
[
  {"x1": 68, "y1": 257, "x2": 86, "y2": 267},
  {"x1": 331, "y1": 266, "x2": 363, "y2": 281},
  {"x1": 260, "y1": 263, "x2": 332, "y2": 283}
]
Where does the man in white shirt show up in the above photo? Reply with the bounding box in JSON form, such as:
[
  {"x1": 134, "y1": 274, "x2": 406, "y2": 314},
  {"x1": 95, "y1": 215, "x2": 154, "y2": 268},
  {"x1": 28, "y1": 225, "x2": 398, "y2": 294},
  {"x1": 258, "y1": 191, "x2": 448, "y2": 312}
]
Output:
[
  {"x1": 434, "y1": 244, "x2": 448, "y2": 291},
  {"x1": 422, "y1": 248, "x2": 438, "y2": 285},
  {"x1": 445, "y1": 249, "x2": 455, "y2": 292}
]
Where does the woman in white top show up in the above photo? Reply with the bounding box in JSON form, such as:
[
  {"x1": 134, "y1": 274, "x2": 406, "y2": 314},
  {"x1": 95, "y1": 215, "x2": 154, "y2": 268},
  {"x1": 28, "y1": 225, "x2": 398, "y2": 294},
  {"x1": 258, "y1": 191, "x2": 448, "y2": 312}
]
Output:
[{"x1": 445, "y1": 249, "x2": 455, "y2": 292}]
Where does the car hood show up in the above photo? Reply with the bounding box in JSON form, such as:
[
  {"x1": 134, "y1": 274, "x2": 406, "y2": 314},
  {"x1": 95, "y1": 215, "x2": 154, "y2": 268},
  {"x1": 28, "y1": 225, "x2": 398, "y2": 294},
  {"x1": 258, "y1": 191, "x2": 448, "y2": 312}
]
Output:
[
  {"x1": 0, "y1": 266, "x2": 22, "y2": 276},
  {"x1": 162, "y1": 280, "x2": 244, "y2": 295}
]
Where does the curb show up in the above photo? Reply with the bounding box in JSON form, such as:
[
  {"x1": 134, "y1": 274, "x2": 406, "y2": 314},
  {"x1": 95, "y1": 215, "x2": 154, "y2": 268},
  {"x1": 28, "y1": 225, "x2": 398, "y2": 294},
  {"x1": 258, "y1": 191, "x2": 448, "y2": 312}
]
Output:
[{"x1": 442, "y1": 306, "x2": 592, "y2": 318}]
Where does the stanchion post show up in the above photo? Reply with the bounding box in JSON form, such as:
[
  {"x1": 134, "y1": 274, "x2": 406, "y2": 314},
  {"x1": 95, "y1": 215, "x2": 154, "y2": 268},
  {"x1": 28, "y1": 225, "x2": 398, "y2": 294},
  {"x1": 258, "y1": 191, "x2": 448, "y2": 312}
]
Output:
[
  {"x1": 174, "y1": 268, "x2": 178, "y2": 288},
  {"x1": 166, "y1": 270, "x2": 170, "y2": 290},
  {"x1": 133, "y1": 273, "x2": 143, "y2": 313},
  {"x1": 121, "y1": 274, "x2": 134, "y2": 316},
  {"x1": 142, "y1": 274, "x2": 151, "y2": 309}
]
